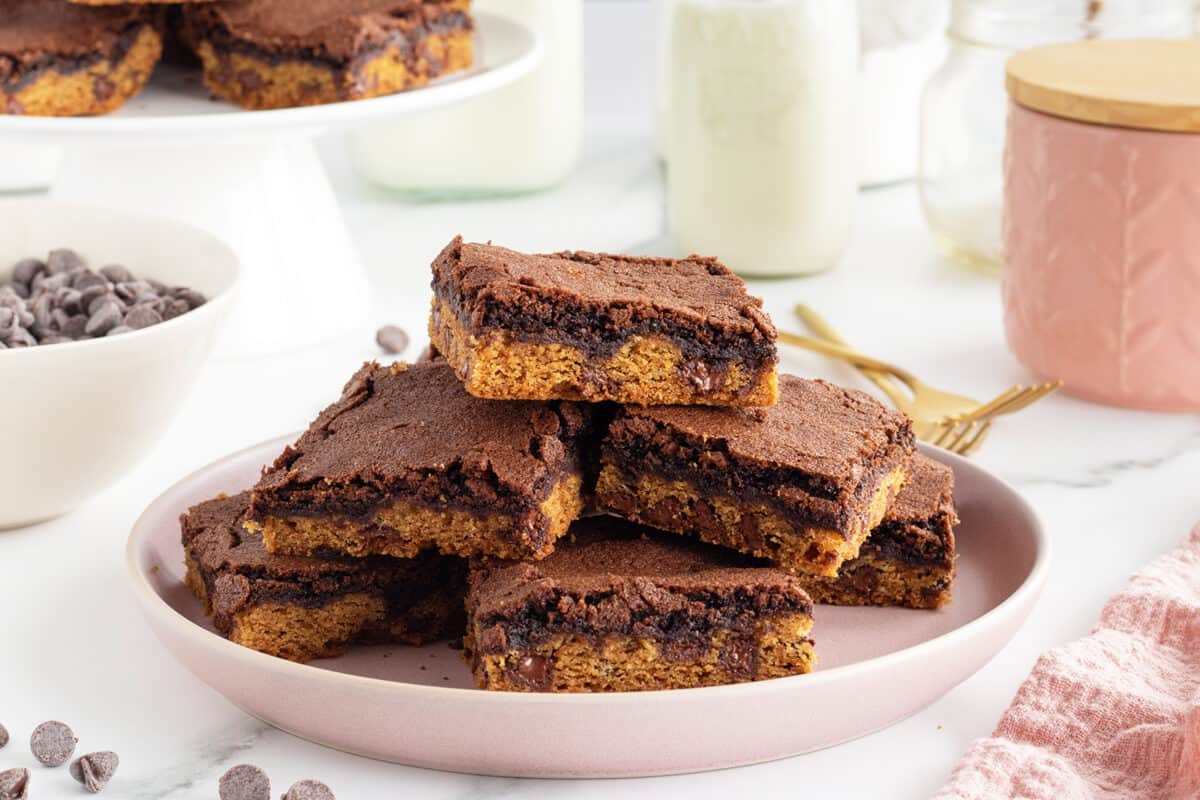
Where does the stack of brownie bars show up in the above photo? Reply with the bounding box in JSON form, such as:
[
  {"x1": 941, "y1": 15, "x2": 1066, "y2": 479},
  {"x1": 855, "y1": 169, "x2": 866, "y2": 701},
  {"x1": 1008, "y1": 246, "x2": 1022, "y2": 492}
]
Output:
[
  {"x1": 183, "y1": 237, "x2": 959, "y2": 693},
  {"x1": 1, "y1": 0, "x2": 474, "y2": 116}
]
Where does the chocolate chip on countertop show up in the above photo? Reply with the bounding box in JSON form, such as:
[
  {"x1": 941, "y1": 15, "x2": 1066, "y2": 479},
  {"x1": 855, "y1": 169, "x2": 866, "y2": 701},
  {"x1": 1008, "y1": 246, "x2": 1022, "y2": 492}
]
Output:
[
  {"x1": 0, "y1": 722, "x2": 8, "y2": 748},
  {"x1": 70, "y1": 751, "x2": 119, "y2": 793},
  {"x1": 30, "y1": 720, "x2": 76, "y2": 767},
  {"x1": 219, "y1": 764, "x2": 270, "y2": 800},
  {"x1": 281, "y1": 779, "x2": 336, "y2": 800},
  {"x1": 375, "y1": 325, "x2": 409, "y2": 355},
  {"x1": 0, "y1": 768, "x2": 28, "y2": 800}
]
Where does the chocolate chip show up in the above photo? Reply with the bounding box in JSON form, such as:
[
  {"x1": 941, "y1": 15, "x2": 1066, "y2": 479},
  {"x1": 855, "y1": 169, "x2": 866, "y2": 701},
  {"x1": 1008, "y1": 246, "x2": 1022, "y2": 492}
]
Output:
[
  {"x1": 281, "y1": 779, "x2": 336, "y2": 800},
  {"x1": 0, "y1": 722, "x2": 7, "y2": 748},
  {"x1": 12, "y1": 258, "x2": 43, "y2": 285},
  {"x1": 514, "y1": 653, "x2": 550, "y2": 688},
  {"x1": 375, "y1": 325, "x2": 409, "y2": 355},
  {"x1": 73, "y1": 271, "x2": 108, "y2": 292},
  {"x1": 31, "y1": 293, "x2": 52, "y2": 330},
  {"x1": 46, "y1": 249, "x2": 85, "y2": 275},
  {"x1": 70, "y1": 751, "x2": 118, "y2": 793},
  {"x1": 93, "y1": 75, "x2": 116, "y2": 102},
  {"x1": 124, "y1": 304, "x2": 162, "y2": 330},
  {"x1": 219, "y1": 764, "x2": 270, "y2": 800},
  {"x1": 85, "y1": 301, "x2": 123, "y2": 337},
  {"x1": 162, "y1": 299, "x2": 190, "y2": 320},
  {"x1": 30, "y1": 720, "x2": 77, "y2": 767},
  {"x1": 61, "y1": 314, "x2": 88, "y2": 339},
  {"x1": 98, "y1": 265, "x2": 132, "y2": 284},
  {"x1": 0, "y1": 768, "x2": 28, "y2": 800},
  {"x1": 174, "y1": 288, "x2": 206, "y2": 310}
]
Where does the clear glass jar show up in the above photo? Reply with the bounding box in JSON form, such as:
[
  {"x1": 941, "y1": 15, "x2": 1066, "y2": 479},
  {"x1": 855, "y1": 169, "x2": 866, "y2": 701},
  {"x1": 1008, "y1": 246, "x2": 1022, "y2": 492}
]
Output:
[
  {"x1": 666, "y1": 0, "x2": 859, "y2": 277},
  {"x1": 348, "y1": 0, "x2": 583, "y2": 198},
  {"x1": 919, "y1": 0, "x2": 1194, "y2": 274}
]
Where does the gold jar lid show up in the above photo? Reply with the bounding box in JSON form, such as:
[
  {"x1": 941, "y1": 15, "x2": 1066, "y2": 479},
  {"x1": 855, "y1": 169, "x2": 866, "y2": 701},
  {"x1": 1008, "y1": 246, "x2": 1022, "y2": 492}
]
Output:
[{"x1": 1006, "y1": 38, "x2": 1200, "y2": 133}]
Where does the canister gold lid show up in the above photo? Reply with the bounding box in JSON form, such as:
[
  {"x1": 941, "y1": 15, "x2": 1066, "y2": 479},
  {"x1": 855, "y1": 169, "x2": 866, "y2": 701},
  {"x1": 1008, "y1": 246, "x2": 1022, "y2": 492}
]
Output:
[{"x1": 1006, "y1": 38, "x2": 1200, "y2": 133}]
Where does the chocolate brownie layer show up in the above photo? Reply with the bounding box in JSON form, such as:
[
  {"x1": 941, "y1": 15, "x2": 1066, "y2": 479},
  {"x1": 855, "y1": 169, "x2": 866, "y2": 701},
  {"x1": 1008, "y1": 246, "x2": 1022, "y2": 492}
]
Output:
[
  {"x1": 1, "y1": 0, "x2": 162, "y2": 115},
  {"x1": 466, "y1": 516, "x2": 816, "y2": 692},
  {"x1": 429, "y1": 236, "x2": 779, "y2": 407},
  {"x1": 183, "y1": 492, "x2": 466, "y2": 662},
  {"x1": 180, "y1": 0, "x2": 472, "y2": 110},
  {"x1": 799, "y1": 454, "x2": 957, "y2": 608},
  {"x1": 595, "y1": 374, "x2": 914, "y2": 576},
  {"x1": 248, "y1": 361, "x2": 593, "y2": 560}
]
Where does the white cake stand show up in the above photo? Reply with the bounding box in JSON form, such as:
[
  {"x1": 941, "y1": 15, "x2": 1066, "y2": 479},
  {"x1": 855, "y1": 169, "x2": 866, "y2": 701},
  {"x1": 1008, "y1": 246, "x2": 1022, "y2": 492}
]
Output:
[{"x1": 0, "y1": 13, "x2": 540, "y2": 358}]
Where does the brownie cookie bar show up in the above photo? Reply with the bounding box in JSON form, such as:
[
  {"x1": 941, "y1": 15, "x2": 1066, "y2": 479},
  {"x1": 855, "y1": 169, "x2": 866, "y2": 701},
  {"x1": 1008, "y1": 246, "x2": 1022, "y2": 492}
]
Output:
[
  {"x1": 183, "y1": 492, "x2": 466, "y2": 663},
  {"x1": 247, "y1": 361, "x2": 593, "y2": 561},
  {"x1": 798, "y1": 454, "x2": 957, "y2": 609},
  {"x1": 465, "y1": 516, "x2": 816, "y2": 692},
  {"x1": 429, "y1": 237, "x2": 779, "y2": 407},
  {"x1": 180, "y1": 0, "x2": 473, "y2": 110},
  {"x1": 1, "y1": 0, "x2": 163, "y2": 116},
  {"x1": 595, "y1": 375, "x2": 914, "y2": 577}
]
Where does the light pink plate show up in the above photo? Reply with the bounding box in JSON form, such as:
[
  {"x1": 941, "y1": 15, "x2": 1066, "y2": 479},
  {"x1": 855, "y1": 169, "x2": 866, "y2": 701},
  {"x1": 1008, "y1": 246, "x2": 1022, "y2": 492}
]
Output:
[{"x1": 127, "y1": 437, "x2": 1049, "y2": 778}]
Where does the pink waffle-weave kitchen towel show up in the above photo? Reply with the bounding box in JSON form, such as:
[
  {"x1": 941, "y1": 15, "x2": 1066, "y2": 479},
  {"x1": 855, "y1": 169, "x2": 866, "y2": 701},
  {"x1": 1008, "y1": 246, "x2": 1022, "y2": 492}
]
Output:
[{"x1": 936, "y1": 523, "x2": 1200, "y2": 800}]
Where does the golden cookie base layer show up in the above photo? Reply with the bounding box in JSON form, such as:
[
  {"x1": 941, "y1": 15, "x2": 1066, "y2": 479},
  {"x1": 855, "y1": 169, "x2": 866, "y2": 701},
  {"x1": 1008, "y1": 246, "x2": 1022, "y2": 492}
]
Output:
[
  {"x1": 192, "y1": 27, "x2": 472, "y2": 111},
  {"x1": 185, "y1": 559, "x2": 462, "y2": 663},
  {"x1": 253, "y1": 474, "x2": 585, "y2": 560},
  {"x1": 470, "y1": 615, "x2": 815, "y2": 692},
  {"x1": 797, "y1": 551, "x2": 954, "y2": 610},
  {"x1": 1, "y1": 25, "x2": 162, "y2": 116},
  {"x1": 594, "y1": 465, "x2": 907, "y2": 578},
  {"x1": 430, "y1": 297, "x2": 778, "y2": 407}
]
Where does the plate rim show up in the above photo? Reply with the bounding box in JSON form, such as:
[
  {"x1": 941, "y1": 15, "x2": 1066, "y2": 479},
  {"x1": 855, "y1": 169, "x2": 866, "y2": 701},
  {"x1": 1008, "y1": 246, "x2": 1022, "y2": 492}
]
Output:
[{"x1": 126, "y1": 436, "x2": 1051, "y2": 705}]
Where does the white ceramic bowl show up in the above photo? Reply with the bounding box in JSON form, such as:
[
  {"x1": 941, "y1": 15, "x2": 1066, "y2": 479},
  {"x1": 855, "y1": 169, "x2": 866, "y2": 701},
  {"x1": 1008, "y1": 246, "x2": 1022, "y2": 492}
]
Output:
[{"x1": 0, "y1": 199, "x2": 238, "y2": 528}]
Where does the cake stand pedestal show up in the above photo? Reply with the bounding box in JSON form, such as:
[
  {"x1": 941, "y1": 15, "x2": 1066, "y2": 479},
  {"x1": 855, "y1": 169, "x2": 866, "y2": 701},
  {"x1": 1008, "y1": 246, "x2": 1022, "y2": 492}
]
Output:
[{"x1": 0, "y1": 13, "x2": 539, "y2": 359}]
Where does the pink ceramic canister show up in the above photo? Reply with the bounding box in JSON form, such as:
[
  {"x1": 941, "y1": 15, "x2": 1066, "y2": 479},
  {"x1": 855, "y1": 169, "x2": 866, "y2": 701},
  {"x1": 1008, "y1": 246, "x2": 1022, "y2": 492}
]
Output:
[{"x1": 1003, "y1": 39, "x2": 1200, "y2": 411}]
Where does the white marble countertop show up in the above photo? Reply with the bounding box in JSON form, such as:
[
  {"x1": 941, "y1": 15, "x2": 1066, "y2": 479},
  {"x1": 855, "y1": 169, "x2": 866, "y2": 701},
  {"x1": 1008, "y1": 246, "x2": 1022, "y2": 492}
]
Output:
[{"x1": 5, "y1": 115, "x2": 1200, "y2": 799}]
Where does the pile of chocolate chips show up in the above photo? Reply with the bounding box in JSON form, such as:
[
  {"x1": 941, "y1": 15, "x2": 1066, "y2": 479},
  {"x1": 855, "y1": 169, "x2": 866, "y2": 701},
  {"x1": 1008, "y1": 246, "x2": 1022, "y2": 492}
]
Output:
[{"x1": 0, "y1": 249, "x2": 206, "y2": 349}]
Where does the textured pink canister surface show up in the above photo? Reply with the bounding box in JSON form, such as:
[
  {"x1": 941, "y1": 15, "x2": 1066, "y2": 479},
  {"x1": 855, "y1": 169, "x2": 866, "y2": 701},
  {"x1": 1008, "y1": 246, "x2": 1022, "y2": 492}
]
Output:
[{"x1": 1004, "y1": 101, "x2": 1200, "y2": 411}]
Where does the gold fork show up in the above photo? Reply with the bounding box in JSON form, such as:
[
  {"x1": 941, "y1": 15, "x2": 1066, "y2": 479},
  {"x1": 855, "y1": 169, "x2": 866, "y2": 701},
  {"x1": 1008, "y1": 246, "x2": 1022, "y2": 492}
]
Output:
[{"x1": 781, "y1": 305, "x2": 1060, "y2": 454}]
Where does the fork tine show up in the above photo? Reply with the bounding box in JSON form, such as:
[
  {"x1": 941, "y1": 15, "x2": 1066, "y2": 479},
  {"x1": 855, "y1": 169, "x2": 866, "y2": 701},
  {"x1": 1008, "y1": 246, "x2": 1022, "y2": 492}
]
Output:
[
  {"x1": 953, "y1": 384, "x2": 1027, "y2": 425},
  {"x1": 989, "y1": 381, "x2": 1063, "y2": 417},
  {"x1": 941, "y1": 420, "x2": 979, "y2": 453},
  {"x1": 957, "y1": 419, "x2": 993, "y2": 455},
  {"x1": 928, "y1": 418, "x2": 960, "y2": 447}
]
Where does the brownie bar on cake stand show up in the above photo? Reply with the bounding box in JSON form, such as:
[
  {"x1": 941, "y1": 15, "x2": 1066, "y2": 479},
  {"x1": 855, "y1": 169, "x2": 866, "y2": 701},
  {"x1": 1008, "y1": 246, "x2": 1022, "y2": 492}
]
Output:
[{"x1": 0, "y1": 11, "x2": 539, "y2": 358}]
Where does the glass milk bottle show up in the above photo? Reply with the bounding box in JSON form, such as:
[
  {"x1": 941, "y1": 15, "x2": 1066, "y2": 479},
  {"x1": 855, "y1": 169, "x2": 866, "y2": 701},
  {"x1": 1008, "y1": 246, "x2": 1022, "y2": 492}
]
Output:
[
  {"x1": 348, "y1": 0, "x2": 582, "y2": 197},
  {"x1": 666, "y1": 0, "x2": 859, "y2": 276}
]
